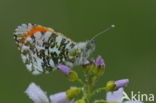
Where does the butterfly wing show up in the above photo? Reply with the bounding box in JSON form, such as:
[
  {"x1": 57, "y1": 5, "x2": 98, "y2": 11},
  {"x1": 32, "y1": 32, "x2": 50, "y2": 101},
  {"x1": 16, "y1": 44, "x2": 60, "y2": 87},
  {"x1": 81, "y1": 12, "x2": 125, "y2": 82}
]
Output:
[{"x1": 14, "y1": 23, "x2": 76, "y2": 75}]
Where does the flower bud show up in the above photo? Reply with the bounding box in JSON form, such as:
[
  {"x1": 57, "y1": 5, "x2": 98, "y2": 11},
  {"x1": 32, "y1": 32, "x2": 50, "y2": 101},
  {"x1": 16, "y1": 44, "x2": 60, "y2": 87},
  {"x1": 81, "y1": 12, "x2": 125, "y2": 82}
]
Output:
[
  {"x1": 91, "y1": 56, "x2": 105, "y2": 76},
  {"x1": 66, "y1": 87, "x2": 81, "y2": 100},
  {"x1": 115, "y1": 79, "x2": 129, "y2": 89},
  {"x1": 67, "y1": 71, "x2": 79, "y2": 81},
  {"x1": 57, "y1": 64, "x2": 79, "y2": 81},
  {"x1": 50, "y1": 92, "x2": 74, "y2": 103},
  {"x1": 57, "y1": 64, "x2": 72, "y2": 75},
  {"x1": 95, "y1": 56, "x2": 105, "y2": 68},
  {"x1": 105, "y1": 79, "x2": 129, "y2": 91},
  {"x1": 105, "y1": 81, "x2": 116, "y2": 91}
]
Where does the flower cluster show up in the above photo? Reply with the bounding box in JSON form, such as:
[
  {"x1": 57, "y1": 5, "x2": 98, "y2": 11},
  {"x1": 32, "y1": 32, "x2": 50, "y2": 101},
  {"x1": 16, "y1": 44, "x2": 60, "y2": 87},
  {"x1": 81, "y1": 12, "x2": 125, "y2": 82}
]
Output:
[{"x1": 25, "y1": 56, "x2": 143, "y2": 103}]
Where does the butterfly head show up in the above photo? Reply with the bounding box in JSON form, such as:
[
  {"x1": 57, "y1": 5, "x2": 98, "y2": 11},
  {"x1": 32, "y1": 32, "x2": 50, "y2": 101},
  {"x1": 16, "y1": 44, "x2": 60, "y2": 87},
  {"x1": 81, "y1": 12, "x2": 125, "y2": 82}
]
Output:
[
  {"x1": 69, "y1": 40, "x2": 95, "y2": 65},
  {"x1": 71, "y1": 24, "x2": 115, "y2": 65}
]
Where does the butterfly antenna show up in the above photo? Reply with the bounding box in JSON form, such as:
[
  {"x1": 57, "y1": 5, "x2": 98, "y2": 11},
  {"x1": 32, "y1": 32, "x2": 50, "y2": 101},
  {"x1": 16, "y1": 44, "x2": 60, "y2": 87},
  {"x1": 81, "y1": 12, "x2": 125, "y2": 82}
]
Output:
[{"x1": 90, "y1": 24, "x2": 115, "y2": 41}]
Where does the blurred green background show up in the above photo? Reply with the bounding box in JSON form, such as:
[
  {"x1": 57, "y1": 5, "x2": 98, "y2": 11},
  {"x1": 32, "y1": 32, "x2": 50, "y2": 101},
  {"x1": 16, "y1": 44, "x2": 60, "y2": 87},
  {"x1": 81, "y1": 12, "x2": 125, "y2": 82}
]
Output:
[{"x1": 0, "y1": 0, "x2": 156, "y2": 103}]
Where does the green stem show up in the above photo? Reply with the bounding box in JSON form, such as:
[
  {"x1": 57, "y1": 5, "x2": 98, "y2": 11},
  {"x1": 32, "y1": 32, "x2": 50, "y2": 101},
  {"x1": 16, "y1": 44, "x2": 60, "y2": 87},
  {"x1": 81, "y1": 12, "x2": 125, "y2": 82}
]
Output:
[
  {"x1": 83, "y1": 83, "x2": 91, "y2": 103},
  {"x1": 83, "y1": 74, "x2": 94, "y2": 103},
  {"x1": 78, "y1": 79, "x2": 85, "y2": 85},
  {"x1": 92, "y1": 87, "x2": 107, "y2": 96}
]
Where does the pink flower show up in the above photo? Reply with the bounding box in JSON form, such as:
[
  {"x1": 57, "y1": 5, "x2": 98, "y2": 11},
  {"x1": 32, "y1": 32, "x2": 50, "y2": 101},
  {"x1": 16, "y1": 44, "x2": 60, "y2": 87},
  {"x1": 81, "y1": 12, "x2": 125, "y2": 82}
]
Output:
[
  {"x1": 25, "y1": 83, "x2": 49, "y2": 103},
  {"x1": 25, "y1": 82, "x2": 74, "y2": 103},
  {"x1": 57, "y1": 64, "x2": 72, "y2": 75},
  {"x1": 50, "y1": 92, "x2": 74, "y2": 103},
  {"x1": 95, "y1": 56, "x2": 105, "y2": 67},
  {"x1": 115, "y1": 79, "x2": 129, "y2": 89},
  {"x1": 106, "y1": 88, "x2": 143, "y2": 103}
]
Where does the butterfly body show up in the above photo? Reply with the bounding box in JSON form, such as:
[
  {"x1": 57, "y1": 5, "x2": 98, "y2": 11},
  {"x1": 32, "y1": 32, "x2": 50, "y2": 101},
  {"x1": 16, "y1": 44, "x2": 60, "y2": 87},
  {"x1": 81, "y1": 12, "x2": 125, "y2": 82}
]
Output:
[{"x1": 14, "y1": 24, "x2": 95, "y2": 74}]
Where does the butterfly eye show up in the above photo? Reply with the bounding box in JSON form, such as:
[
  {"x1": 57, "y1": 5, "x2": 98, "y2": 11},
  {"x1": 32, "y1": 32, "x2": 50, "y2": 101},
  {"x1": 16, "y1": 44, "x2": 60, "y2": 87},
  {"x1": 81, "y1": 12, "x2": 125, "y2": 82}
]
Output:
[
  {"x1": 90, "y1": 40, "x2": 95, "y2": 44},
  {"x1": 86, "y1": 41, "x2": 95, "y2": 49}
]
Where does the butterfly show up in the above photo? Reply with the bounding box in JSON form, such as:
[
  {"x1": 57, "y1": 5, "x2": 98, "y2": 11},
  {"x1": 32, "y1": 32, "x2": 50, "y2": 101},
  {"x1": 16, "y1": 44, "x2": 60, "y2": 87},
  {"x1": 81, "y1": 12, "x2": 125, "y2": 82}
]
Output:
[{"x1": 13, "y1": 23, "x2": 96, "y2": 75}]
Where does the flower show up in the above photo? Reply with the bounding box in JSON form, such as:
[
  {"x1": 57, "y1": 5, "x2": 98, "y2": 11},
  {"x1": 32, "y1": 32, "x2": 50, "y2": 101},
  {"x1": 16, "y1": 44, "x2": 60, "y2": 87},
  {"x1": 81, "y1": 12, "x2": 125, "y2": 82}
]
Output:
[
  {"x1": 57, "y1": 64, "x2": 79, "y2": 81},
  {"x1": 50, "y1": 92, "x2": 74, "y2": 103},
  {"x1": 66, "y1": 87, "x2": 81, "y2": 100},
  {"x1": 57, "y1": 64, "x2": 72, "y2": 75},
  {"x1": 25, "y1": 82, "x2": 74, "y2": 103},
  {"x1": 105, "y1": 81, "x2": 116, "y2": 91},
  {"x1": 84, "y1": 56, "x2": 105, "y2": 76},
  {"x1": 105, "y1": 79, "x2": 129, "y2": 91},
  {"x1": 115, "y1": 79, "x2": 129, "y2": 89},
  {"x1": 95, "y1": 56, "x2": 105, "y2": 67},
  {"x1": 106, "y1": 88, "x2": 143, "y2": 103},
  {"x1": 25, "y1": 82, "x2": 49, "y2": 103}
]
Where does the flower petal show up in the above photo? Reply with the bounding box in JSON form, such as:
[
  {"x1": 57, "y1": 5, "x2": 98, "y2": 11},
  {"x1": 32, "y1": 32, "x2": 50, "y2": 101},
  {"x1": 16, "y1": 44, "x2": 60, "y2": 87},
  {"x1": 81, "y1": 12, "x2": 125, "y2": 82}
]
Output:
[
  {"x1": 106, "y1": 88, "x2": 124, "y2": 102},
  {"x1": 50, "y1": 92, "x2": 74, "y2": 103},
  {"x1": 25, "y1": 82, "x2": 49, "y2": 103},
  {"x1": 115, "y1": 79, "x2": 129, "y2": 89},
  {"x1": 124, "y1": 101, "x2": 143, "y2": 103},
  {"x1": 57, "y1": 64, "x2": 72, "y2": 75},
  {"x1": 106, "y1": 88, "x2": 143, "y2": 103},
  {"x1": 95, "y1": 56, "x2": 105, "y2": 67}
]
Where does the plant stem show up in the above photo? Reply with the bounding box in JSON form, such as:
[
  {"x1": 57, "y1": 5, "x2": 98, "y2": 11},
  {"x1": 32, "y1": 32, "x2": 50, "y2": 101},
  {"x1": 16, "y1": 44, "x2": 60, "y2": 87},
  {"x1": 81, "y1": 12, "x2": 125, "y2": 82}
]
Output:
[
  {"x1": 83, "y1": 84, "x2": 91, "y2": 102},
  {"x1": 83, "y1": 74, "x2": 94, "y2": 103}
]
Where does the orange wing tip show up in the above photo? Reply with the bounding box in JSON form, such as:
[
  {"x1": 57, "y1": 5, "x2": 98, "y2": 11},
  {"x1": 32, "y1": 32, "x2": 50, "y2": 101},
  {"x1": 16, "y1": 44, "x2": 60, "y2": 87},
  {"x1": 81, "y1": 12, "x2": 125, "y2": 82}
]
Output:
[{"x1": 14, "y1": 23, "x2": 54, "y2": 42}]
